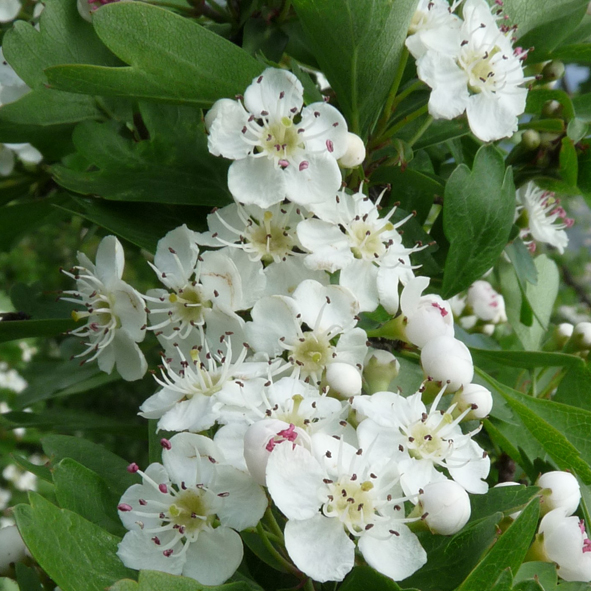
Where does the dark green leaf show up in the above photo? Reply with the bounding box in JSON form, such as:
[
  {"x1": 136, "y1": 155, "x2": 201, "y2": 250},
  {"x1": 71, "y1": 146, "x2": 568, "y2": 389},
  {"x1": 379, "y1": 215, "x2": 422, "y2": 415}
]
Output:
[
  {"x1": 53, "y1": 103, "x2": 231, "y2": 206},
  {"x1": 513, "y1": 581, "x2": 545, "y2": 591},
  {"x1": 519, "y1": 119, "x2": 565, "y2": 133},
  {"x1": 514, "y1": 561, "x2": 558, "y2": 591},
  {"x1": 291, "y1": 0, "x2": 419, "y2": 136},
  {"x1": 413, "y1": 118, "x2": 470, "y2": 150},
  {"x1": 10, "y1": 454, "x2": 52, "y2": 484},
  {"x1": 560, "y1": 137, "x2": 579, "y2": 186},
  {"x1": 46, "y1": 3, "x2": 262, "y2": 107},
  {"x1": 490, "y1": 569, "x2": 513, "y2": 591},
  {"x1": 341, "y1": 566, "x2": 409, "y2": 591},
  {"x1": 505, "y1": 239, "x2": 538, "y2": 286},
  {"x1": 42, "y1": 434, "x2": 140, "y2": 498},
  {"x1": 240, "y1": 531, "x2": 289, "y2": 574},
  {"x1": 469, "y1": 485, "x2": 541, "y2": 523},
  {"x1": 574, "y1": 94, "x2": 591, "y2": 123},
  {"x1": 554, "y1": 360, "x2": 591, "y2": 411},
  {"x1": 469, "y1": 349, "x2": 583, "y2": 370},
  {"x1": 441, "y1": 146, "x2": 515, "y2": 298},
  {"x1": 111, "y1": 570, "x2": 256, "y2": 590},
  {"x1": 0, "y1": 319, "x2": 76, "y2": 344},
  {"x1": 10, "y1": 282, "x2": 74, "y2": 320},
  {"x1": 552, "y1": 43, "x2": 591, "y2": 62},
  {"x1": 15, "y1": 564, "x2": 43, "y2": 591},
  {"x1": 456, "y1": 499, "x2": 540, "y2": 591},
  {"x1": 14, "y1": 492, "x2": 135, "y2": 591},
  {"x1": 242, "y1": 18, "x2": 289, "y2": 63}
]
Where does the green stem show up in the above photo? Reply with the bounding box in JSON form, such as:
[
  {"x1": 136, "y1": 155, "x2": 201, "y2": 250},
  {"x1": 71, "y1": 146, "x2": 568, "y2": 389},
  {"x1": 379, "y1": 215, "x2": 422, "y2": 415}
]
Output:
[
  {"x1": 374, "y1": 47, "x2": 410, "y2": 138},
  {"x1": 264, "y1": 507, "x2": 284, "y2": 543},
  {"x1": 389, "y1": 79, "x2": 425, "y2": 113},
  {"x1": 304, "y1": 578, "x2": 316, "y2": 591},
  {"x1": 381, "y1": 104, "x2": 429, "y2": 142},
  {"x1": 277, "y1": 0, "x2": 292, "y2": 22},
  {"x1": 255, "y1": 521, "x2": 298, "y2": 575},
  {"x1": 407, "y1": 114, "x2": 433, "y2": 147}
]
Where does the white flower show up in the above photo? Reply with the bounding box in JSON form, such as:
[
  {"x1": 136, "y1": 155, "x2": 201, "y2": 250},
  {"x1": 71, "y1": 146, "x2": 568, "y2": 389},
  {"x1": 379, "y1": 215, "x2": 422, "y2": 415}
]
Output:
[
  {"x1": 466, "y1": 280, "x2": 506, "y2": 323},
  {"x1": 117, "y1": 433, "x2": 266, "y2": 586},
  {"x1": 207, "y1": 67, "x2": 348, "y2": 208},
  {"x1": 0, "y1": 526, "x2": 27, "y2": 573},
  {"x1": 353, "y1": 389, "x2": 489, "y2": 495},
  {"x1": 245, "y1": 280, "x2": 367, "y2": 384},
  {"x1": 416, "y1": 0, "x2": 529, "y2": 141},
  {"x1": 400, "y1": 276, "x2": 454, "y2": 348},
  {"x1": 572, "y1": 322, "x2": 591, "y2": 350},
  {"x1": 451, "y1": 383, "x2": 492, "y2": 420},
  {"x1": 416, "y1": 480, "x2": 471, "y2": 535},
  {"x1": 297, "y1": 188, "x2": 416, "y2": 312},
  {"x1": 61, "y1": 236, "x2": 147, "y2": 381},
  {"x1": 537, "y1": 471, "x2": 581, "y2": 517},
  {"x1": 0, "y1": 0, "x2": 21, "y2": 23},
  {"x1": 338, "y1": 132, "x2": 366, "y2": 168},
  {"x1": 195, "y1": 202, "x2": 304, "y2": 263},
  {"x1": 536, "y1": 508, "x2": 591, "y2": 582},
  {"x1": 263, "y1": 255, "x2": 330, "y2": 297},
  {"x1": 516, "y1": 183, "x2": 573, "y2": 254},
  {"x1": 406, "y1": 0, "x2": 462, "y2": 59},
  {"x1": 421, "y1": 336, "x2": 474, "y2": 392},
  {"x1": 266, "y1": 433, "x2": 427, "y2": 582}
]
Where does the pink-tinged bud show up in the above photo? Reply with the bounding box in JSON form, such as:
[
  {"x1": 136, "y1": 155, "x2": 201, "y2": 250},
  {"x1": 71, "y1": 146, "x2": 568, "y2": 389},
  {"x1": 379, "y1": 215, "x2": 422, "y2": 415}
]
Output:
[
  {"x1": 127, "y1": 463, "x2": 139, "y2": 473},
  {"x1": 325, "y1": 362, "x2": 362, "y2": 397},
  {"x1": 0, "y1": 526, "x2": 27, "y2": 574},
  {"x1": 244, "y1": 419, "x2": 311, "y2": 486},
  {"x1": 417, "y1": 480, "x2": 471, "y2": 535},
  {"x1": 466, "y1": 281, "x2": 506, "y2": 324},
  {"x1": 118, "y1": 503, "x2": 133, "y2": 512},
  {"x1": 160, "y1": 438, "x2": 172, "y2": 450},
  {"x1": 537, "y1": 471, "x2": 581, "y2": 517},
  {"x1": 338, "y1": 132, "x2": 366, "y2": 168},
  {"x1": 452, "y1": 383, "x2": 493, "y2": 420},
  {"x1": 420, "y1": 336, "x2": 473, "y2": 392}
]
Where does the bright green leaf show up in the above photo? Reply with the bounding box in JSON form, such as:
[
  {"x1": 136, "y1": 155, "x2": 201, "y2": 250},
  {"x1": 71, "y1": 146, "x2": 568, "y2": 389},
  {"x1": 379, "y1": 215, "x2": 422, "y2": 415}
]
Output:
[
  {"x1": 340, "y1": 566, "x2": 408, "y2": 591},
  {"x1": 469, "y1": 485, "x2": 541, "y2": 523},
  {"x1": 567, "y1": 118, "x2": 590, "y2": 142},
  {"x1": 470, "y1": 349, "x2": 583, "y2": 370},
  {"x1": 514, "y1": 561, "x2": 558, "y2": 591},
  {"x1": 560, "y1": 137, "x2": 579, "y2": 186},
  {"x1": 442, "y1": 146, "x2": 515, "y2": 298}
]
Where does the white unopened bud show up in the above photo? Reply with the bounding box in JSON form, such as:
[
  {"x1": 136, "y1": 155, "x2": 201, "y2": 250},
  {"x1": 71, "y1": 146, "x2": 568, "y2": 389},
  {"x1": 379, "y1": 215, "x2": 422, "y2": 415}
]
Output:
[
  {"x1": 204, "y1": 98, "x2": 236, "y2": 133},
  {"x1": 466, "y1": 281, "x2": 506, "y2": 323},
  {"x1": 243, "y1": 419, "x2": 311, "y2": 486},
  {"x1": 420, "y1": 336, "x2": 474, "y2": 392},
  {"x1": 572, "y1": 322, "x2": 591, "y2": 350},
  {"x1": 557, "y1": 323, "x2": 574, "y2": 343},
  {"x1": 537, "y1": 471, "x2": 581, "y2": 517},
  {"x1": 325, "y1": 362, "x2": 362, "y2": 397},
  {"x1": 417, "y1": 480, "x2": 471, "y2": 535},
  {"x1": 452, "y1": 383, "x2": 493, "y2": 420},
  {"x1": 338, "y1": 132, "x2": 366, "y2": 168},
  {"x1": 363, "y1": 348, "x2": 400, "y2": 394},
  {"x1": 0, "y1": 526, "x2": 27, "y2": 574}
]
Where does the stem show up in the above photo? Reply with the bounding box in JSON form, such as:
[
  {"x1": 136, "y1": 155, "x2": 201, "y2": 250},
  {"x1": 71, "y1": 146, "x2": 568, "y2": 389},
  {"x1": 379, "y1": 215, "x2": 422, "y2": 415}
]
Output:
[
  {"x1": 389, "y1": 80, "x2": 425, "y2": 113},
  {"x1": 277, "y1": 0, "x2": 292, "y2": 22},
  {"x1": 407, "y1": 114, "x2": 433, "y2": 147},
  {"x1": 374, "y1": 47, "x2": 410, "y2": 138},
  {"x1": 304, "y1": 578, "x2": 316, "y2": 591},
  {"x1": 255, "y1": 521, "x2": 299, "y2": 575},
  {"x1": 381, "y1": 104, "x2": 429, "y2": 142},
  {"x1": 264, "y1": 506, "x2": 285, "y2": 542}
]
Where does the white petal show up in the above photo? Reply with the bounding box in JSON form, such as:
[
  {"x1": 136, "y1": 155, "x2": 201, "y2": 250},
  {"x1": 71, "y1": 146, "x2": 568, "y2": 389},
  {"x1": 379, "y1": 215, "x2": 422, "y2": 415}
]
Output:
[
  {"x1": 9, "y1": 143, "x2": 42, "y2": 164},
  {"x1": 358, "y1": 524, "x2": 427, "y2": 581},
  {"x1": 117, "y1": 531, "x2": 184, "y2": 575},
  {"x1": 162, "y1": 432, "x2": 217, "y2": 486},
  {"x1": 200, "y1": 250, "x2": 243, "y2": 312},
  {"x1": 182, "y1": 528, "x2": 243, "y2": 586},
  {"x1": 283, "y1": 153, "x2": 342, "y2": 206},
  {"x1": 157, "y1": 396, "x2": 218, "y2": 433},
  {"x1": 223, "y1": 248, "x2": 266, "y2": 309},
  {"x1": 111, "y1": 282, "x2": 147, "y2": 342},
  {"x1": 285, "y1": 516, "x2": 354, "y2": 582},
  {"x1": 466, "y1": 92, "x2": 519, "y2": 142},
  {"x1": 266, "y1": 442, "x2": 324, "y2": 520},
  {"x1": 334, "y1": 327, "x2": 369, "y2": 368},
  {"x1": 340, "y1": 261, "x2": 379, "y2": 312},
  {"x1": 207, "y1": 99, "x2": 252, "y2": 159},
  {"x1": 96, "y1": 235, "x2": 124, "y2": 284},
  {"x1": 0, "y1": 147, "x2": 15, "y2": 176},
  {"x1": 228, "y1": 157, "x2": 287, "y2": 207},
  {"x1": 0, "y1": 0, "x2": 21, "y2": 22},
  {"x1": 154, "y1": 225, "x2": 199, "y2": 289},
  {"x1": 244, "y1": 68, "x2": 303, "y2": 121},
  {"x1": 300, "y1": 102, "x2": 348, "y2": 159},
  {"x1": 214, "y1": 422, "x2": 249, "y2": 472},
  {"x1": 112, "y1": 330, "x2": 147, "y2": 382},
  {"x1": 400, "y1": 275, "x2": 429, "y2": 317},
  {"x1": 139, "y1": 387, "x2": 184, "y2": 420},
  {"x1": 297, "y1": 218, "x2": 352, "y2": 272},
  {"x1": 246, "y1": 296, "x2": 299, "y2": 355},
  {"x1": 263, "y1": 256, "x2": 330, "y2": 297},
  {"x1": 447, "y1": 440, "x2": 490, "y2": 494}
]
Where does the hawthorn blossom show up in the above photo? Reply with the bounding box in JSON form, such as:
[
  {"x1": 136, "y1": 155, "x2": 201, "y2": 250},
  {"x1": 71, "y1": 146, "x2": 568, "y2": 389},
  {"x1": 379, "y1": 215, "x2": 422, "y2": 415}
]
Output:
[
  {"x1": 207, "y1": 67, "x2": 348, "y2": 207},
  {"x1": 353, "y1": 388, "x2": 490, "y2": 496},
  {"x1": 297, "y1": 189, "x2": 417, "y2": 312},
  {"x1": 416, "y1": 0, "x2": 529, "y2": 141},
  {"x1": 537, "y1": 471, "x2": 581, "y2": 517},
  {"x1": 0, "y1": 0, "x2": 20, "y2": 22},
  {"x1": 61, "y1": 236, "x2": 147, "y2": 381},
  {"x1": 414, "y1": 480, "x2": 471, "y2": 535},
  {"x1": 420, "y1": 335, "x2": 474, "y2": 392},
  {"x1": 266, "y1": 433, "x2": 427, "y2": 582},
  {"x1": 466, "y1": 280, "x2": 506, "y2": 323},
  {"x1": 245, "y1": 280, "x2": 367, "y2": 384},
  {"x1": 516, "y1": 183, "x2": 573, "y2": 254},
  {"x1": 117, "y1": 433, "x2": 266, "y2": 585}
]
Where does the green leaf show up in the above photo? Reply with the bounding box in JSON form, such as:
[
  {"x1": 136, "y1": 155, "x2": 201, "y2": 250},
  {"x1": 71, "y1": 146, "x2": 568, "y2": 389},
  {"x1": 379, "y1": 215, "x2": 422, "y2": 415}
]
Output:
[
  {"x1": 15, "y1": 563, "x2": 43, "y2": 591},
  {"x1": 567, "y1": 118, "x2": 590, "y2": 143},
  {"x1": 341, "y1": 566, "x2": 409, "y2": 591},
  {"x1": 551, "y1": 43, "x2": 591, "y2": 62},
  {"x1": 456, "y1": 499, "x2": 540, "y2": 591},
  {"x1": 554, "y1": 360, "x2": 591, "y2": 411},
  {"x1": 0, "y1": 319, "x2": 76, "y2": 344},
  {"x1": 470, "y1": 349, "x2": 583, "y2": 370},
  {"x1": 491, "y1": 569, "x2": 513, "y2": 591},
  {"x1": 559, "y1": 137, "x2": 579, "y2": 186},
  {"x1": 401, "y1": 513, "x2": 501, "y2": 591},
  {"x1": 469, "y1": 485, "x2": 541, "y2": 523},
  {"x1": 53, "y1": 458, "x2": 126, "y2": 536},
  {"x1": 45, "y1": 3, "x2": 262, "y2": 107},
  {"x1": 291, "y1": 0, "x2": 419, "y2": 135},
  {"x1": 111, "y1": 570, "x2": 256, "y2": 591},
  {"x1": 413, "y1": 118, "x2": 470, "y2": 150},
  {"x1": 491, "y1": 376, "x2": 591, "y2": 483},
  {"x1": 513, "y1": 581, "x2": 545, "y2": 591},
  {"x1": 526, "y1": 89, "x2": 575, "y2": 120},
  {"x1": 53, "y1": 103, "x2": 231, "y2": 206},
  {"x1": 505, "y1": 239, "x2": 538, "y2": 286},
  {"x1": 441, "y1": 146, "x2": 515, "y2": 298},
  {"x1": 10, "y1": 454, "x2": 53, "y2": 484},
  {"x1": 574, "y1": 94, "x2": 591, "y2": 122},
  {"x1": 14, "y1": 492, "x2": 135, "y2": 591},
  {"x1": 42, "y1": 434, "x2": 140, "y2": 498},
  {"x1": 514, "y1": 562, "x2": 558, "y2": 591},
  {"x1": 500, "y1": 255, "x2": 559, "y2": 351},
  {"x1": 519, "y1": 119, "x2": 565, "y2": 133}
]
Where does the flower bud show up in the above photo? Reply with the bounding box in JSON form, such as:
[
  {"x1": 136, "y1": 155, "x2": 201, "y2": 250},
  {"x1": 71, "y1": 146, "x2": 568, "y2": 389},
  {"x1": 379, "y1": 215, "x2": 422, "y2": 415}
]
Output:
[
  {"x1": 338, "y1": 132, "x2": 366, "y2": 168},
  {"x1": 420, "y1": 336, "x2": 474, "y2": 392},
  {"x1": 417, "y1": 480, "x2": 471, "y2": 535},
  {"x1": 542, "y1": 60, "x2": 566, "y2": 82},
  {"x1": 0, "y1": 526, "x2": 27, "y2": 574},
  {"x1": 542, "y1": 99, "x2": 563, "y2": 119},
  {"x1": 537, "y1": 471, "x2": 581, "y2": 517},
  {"x1": 521, "y1": 129, "x2": 541, "y2": 151},
  {"x1": 363, "y1": 348, "x2": 400, "y2": 394},
  {"x1": 325, "y1": 362, "x2": 362, "y2": 397},
  {"x1": 466, "y1": 281, "x2": 506, "y2": 323},
  {"x1": 243, "y1": 419, "x2": 311, "y2": 486},
  {"x1": 452, "y1": 383, "x2": 493, "y2": 420},
  {"x1": 570, "y1": 322, "x2": 591, "y2": 351}
]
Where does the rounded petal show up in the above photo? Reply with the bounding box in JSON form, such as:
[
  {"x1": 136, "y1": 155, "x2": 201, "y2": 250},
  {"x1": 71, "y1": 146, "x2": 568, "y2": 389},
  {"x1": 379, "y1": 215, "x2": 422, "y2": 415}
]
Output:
[
  {"x1": 111, "y1": 282, "x2": 147, "y2": 342},
  {"x1": 285, "y1": 515, "x2": 354, "y2": 582},
  {"x1": 263, "y1": 256, "x2": 330, "y2": 297},
  {"x1": 284, "y1": 153, "x2": 342, "y2": 206},
  {"x1": 157, "y1": 396, "x2": 218, "y2": 433},
  {"x1": 96, "y1": 235, "x2": 125, "y2": 284},
  {"x1": 110, "y1": 330, "x2": 147, "y2": 381},
  {"x1": 340, "y1": 260, "x2": 379, "y2": 312},
  {"x1": 244, "y1": 68, "x2": 303, "y2": 121},
  {"x1": 300, "y1": 102, "x2": 349, "y2": 159},
  {"x1": 297, "y1": 218, "x2": 352, "y2": 272},
  {"x1": 207, "y1": 99, "x2": 252, "y2": 159},
  {"x1": 246, "y1": 296, "x2": 299, "y2": 355},
  {"x1": 154, "y1": 225, "x2": 199, "y2": 289},
  {"x1": 228, "y1": 157, "x2": 287, "y2": 207},
  {"x1": 139, "y1": 387, "x2": 184, "y2": 420},
  {"x1": 466, "y1": 92, "x2": 520, "y2": 142},
  {"x1": 0, "y1": 0, "x2": 21, "y2": 23},
  {"x1": 182, "y1": 528, "x2": 243, "y2": 585},
  {"x1": 117, "y1": 530, "x2": 184, "y2": 575},
  {"x1": 358, "y1": 524, "x2": 427, "y2": 581}
]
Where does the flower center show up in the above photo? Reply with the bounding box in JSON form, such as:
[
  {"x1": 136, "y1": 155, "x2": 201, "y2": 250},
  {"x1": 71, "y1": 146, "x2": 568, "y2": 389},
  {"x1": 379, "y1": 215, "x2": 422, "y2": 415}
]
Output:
[
  {"x1": 349, "y1": 220, "x2": 391, "y2": 260},
  {"x1": 260, "y1": 119, "x2": 302, "y2": 159},
  {"x1": 289, "y1": 332, "x2": 333, "y2": 375},
  {"x1": 406, "y1": 413, "x2": 454, "y2": 460},
  {"x1": 246, "y1": 211, "x2": 296, "y2": 262},
  {"x1": 462, "y1": 47, "x2": 502, "y2": 94},
  {"x1": 168, "y1": 488, "x2": 216, "y2": 534},
  {"x1": 324, "y1": 477, "x2": 376, "y2": 535},
  {"x1": 168, "y1": 285, "x2": 211, "y2": 325}
]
